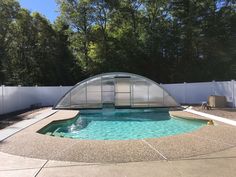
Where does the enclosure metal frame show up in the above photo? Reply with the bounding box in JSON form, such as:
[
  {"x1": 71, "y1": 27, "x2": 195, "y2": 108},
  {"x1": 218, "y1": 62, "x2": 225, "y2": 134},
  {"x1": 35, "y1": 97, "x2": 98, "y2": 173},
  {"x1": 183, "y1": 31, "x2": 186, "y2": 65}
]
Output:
[{"x1": 53, "y1": 72, "x2": 180, "y2": 109}]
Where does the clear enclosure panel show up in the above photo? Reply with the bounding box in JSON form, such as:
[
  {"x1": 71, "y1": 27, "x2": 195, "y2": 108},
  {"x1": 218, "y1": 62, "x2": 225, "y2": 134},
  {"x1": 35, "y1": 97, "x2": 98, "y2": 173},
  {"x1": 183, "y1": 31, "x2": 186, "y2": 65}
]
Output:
[
  {"x1": 102, "y1": 77, "x2": 114, "y2": 92},
  {"x1": 132, "y1": 80, "x2": 149, "y2": 107},
  {"x1": 86, "y1": 77, "x2": 102, "y2": 108},
  {"x1": 86, "y1": 77, "x2": 102, "y2": 92},
  {"x1": 86, "y1": 91, "x2": 102, "y2": 108},
  {"x1": 54, "y1": 72, "x2": 179, "y2": 109},
  {"x1": 163, "y1": 91, "x2": 178, "y2": 106},
  {"x1": 102, "y1": 92, "x2": 115, "y2": 103},
  {"x1": 102, "y1": 77, "x2": 115, "y2": 104},
  {"x1": 70, "y1": 84, "x2": 86, "y2": 108},
  {"x1": 115, "y1": 78, "x2": 131, "y2": 106},
  {"x1": 55, "y1": 92, "x2": 71, "y2": 108},
  {"x1": 115, "y1": 78, "x2": 130, "y2": 92},
  {"x1": 115, "y1": 93, "x2": 131, "y2": 106},
  {"x1": 148, "y1": 83, "x2": 164, "y2": 106}
]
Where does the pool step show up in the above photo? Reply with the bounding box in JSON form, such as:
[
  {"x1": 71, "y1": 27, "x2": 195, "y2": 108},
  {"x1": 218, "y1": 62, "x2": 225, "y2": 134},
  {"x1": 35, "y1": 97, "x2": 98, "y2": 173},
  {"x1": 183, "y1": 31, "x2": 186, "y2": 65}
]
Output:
[{"x1": 102, "y1": 103, "x2": 115, "y2": 108}]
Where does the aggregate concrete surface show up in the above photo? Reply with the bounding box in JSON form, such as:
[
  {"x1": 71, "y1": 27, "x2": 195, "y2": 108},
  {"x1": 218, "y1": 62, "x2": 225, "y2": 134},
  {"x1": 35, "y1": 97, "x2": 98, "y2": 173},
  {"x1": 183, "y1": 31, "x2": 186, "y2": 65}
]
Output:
[{"x1": 0, "y1": 110, "x2": 236, "y2": 163}]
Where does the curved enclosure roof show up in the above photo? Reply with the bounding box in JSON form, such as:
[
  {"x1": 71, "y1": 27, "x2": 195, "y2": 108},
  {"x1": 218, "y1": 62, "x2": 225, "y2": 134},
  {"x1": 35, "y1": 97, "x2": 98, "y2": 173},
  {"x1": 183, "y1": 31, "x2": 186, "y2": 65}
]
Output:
[{"x1": 54, "y1": 72, "x2": 179, "y2": 109}]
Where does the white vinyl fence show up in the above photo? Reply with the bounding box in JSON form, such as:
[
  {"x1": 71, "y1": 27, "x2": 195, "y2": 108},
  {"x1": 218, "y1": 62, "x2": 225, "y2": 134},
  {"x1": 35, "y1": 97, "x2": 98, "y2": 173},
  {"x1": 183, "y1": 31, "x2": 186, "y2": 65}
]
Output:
[
  {"x1": 163, "y1": 80, "x2": 236, "y2": 107},
  {"x1": 0, "y1": 80, "x2": 235, "y2": 115},
  {"x1": 0, "y1": 86, "x2": 72, "y2": 115}
]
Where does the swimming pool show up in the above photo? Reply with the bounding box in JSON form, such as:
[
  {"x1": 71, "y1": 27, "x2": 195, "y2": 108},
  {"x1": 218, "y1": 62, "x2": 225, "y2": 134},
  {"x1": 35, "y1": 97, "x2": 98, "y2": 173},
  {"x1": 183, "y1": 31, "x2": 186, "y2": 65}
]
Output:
[{"x1": 39, "y1": 108, "x2": 206, "y2": 140}]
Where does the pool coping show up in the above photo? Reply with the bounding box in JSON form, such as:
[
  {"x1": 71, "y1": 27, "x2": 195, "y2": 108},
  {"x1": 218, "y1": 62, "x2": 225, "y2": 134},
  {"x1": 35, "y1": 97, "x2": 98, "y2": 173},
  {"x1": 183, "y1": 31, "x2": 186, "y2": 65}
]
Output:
[
  {"x1": 0, "y1": 109, "x2": 236, "y2": 163},
  {"x1": 184, "y1": 107, "x2": 236, "y2": 126}
]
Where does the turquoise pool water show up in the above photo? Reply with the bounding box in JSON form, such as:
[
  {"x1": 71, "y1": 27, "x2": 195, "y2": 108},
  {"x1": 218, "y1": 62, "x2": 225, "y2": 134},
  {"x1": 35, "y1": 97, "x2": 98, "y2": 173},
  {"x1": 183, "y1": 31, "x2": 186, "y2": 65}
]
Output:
[{"x1": 40, "y1": 109, "x2": 206, "y2": 140}]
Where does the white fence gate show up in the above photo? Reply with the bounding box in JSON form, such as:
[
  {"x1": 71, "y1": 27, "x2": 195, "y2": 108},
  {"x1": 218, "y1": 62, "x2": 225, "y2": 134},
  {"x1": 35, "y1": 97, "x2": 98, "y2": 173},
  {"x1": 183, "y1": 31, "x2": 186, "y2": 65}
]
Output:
[{"x1": 0, "y1": 80, "x2": 235, "y2": 115}]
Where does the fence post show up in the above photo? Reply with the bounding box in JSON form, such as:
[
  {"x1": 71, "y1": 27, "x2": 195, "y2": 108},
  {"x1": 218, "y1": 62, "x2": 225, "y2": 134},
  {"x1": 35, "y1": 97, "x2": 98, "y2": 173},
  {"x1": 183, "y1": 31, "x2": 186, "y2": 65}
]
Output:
[
  {"x1": 60, "y1": 85, "x2": 62, "y2": 97},
  {"x1": 212, "y1": 80, "x2": 216, "y2": 95},
  {"x1": 184, "y1": 82, "x2": 186, "y2": 104},
  {"x1": 18, "y1": 85, "x2": 21, "y2": 110},
  {"x1": 232, "y1": 80, "x2": 235, "y2": 108},
  {"x1": 59, "y1": 85, "x2": 62, "y2": 105},
  {"x1": 35, "y1": 85, "x2": 39, "y2": 106},
  {"x1": 1, "y1": 85, "x2": 4, "y2": 114}
]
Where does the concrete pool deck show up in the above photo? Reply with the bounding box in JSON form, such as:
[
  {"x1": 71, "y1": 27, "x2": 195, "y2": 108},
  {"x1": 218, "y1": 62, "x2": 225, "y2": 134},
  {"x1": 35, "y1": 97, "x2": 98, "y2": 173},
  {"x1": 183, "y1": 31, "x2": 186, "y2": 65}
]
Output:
[
  {"x1": 1, "y1": 147, "x2": 236, "y2": 177},
  {"x1": 0, "y1": 109, "x2": 236, "y2": 164},
  {"x1": 0, "y1": 109, "x2": 57, "y2": 141}
]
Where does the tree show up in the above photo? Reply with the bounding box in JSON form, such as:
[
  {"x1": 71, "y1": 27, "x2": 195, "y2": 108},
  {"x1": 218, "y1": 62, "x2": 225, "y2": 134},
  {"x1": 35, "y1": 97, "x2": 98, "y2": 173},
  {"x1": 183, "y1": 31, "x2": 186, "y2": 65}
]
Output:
[
  {"x1": 0, "y1": 0, "x2": 235, "y2": 85},
  {"x1": 57, "y1": 0, "x2": 95, "y2": 76},
  {"x1": 0, "y1": 0, "x2": 20, "y2": 84},
  {"x1": 53, "y1": 17, "x2": 83, "y2": 85},
  {"x1": 3, "y1": 8, "x2": 38, "y2": 85}
]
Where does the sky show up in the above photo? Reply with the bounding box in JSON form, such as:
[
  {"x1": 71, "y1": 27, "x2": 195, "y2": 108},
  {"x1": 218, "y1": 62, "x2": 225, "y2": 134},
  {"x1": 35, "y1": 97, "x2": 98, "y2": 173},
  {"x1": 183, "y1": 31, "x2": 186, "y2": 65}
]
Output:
[{"x1": 18, "y1": 0, "x2": 59, "y2": 22}]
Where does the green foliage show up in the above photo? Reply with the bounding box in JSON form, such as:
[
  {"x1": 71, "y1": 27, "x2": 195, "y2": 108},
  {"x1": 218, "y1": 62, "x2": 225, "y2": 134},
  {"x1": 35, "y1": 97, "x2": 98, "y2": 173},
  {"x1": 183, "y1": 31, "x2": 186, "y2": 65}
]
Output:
[
  {"x1": 0, "y1": 0, "x2": 235, "y2": 85},
  {"x1": 0, "y1": 0, "x2": 20, "y2": 83},
  {"x1": 0, "y1": 0, "x2": 79, "y2": 85}
]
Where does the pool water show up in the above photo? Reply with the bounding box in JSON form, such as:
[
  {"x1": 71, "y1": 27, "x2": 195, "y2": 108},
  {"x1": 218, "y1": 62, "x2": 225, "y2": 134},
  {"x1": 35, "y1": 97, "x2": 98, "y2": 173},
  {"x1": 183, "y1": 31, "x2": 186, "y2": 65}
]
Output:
[{"x1": 40, "y1": 108, "x2": 206, "y2": 140}]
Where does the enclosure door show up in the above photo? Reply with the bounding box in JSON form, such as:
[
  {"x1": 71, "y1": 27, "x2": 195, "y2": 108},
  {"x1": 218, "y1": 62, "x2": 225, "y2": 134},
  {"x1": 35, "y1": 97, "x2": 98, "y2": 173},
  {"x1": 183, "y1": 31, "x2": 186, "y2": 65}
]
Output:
[
  {"x1": 102, "y1": 77, "x2": 115, "y2": 104},
  {"x1": 115, "y1": 77, "x2": 131, "y2": 107}
]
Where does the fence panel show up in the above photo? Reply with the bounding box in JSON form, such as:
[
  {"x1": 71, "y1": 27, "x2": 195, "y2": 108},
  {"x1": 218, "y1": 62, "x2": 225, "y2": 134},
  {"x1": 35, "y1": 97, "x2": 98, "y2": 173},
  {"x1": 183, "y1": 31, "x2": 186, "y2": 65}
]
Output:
[
  {"x1": 185, "y1": 82, "x2": 213, "y2": 104},
  {"x1": 0, "y1": 86, "x2": 3, "y2": 114},
  {"x1": 36, "y1": 87, "x2": 60, "y2": 106},
  {"x1": 214, "y1": 81, "x2": 234, "y2": 107},
  {"x1": 0, "y1": 86, "x2": 72, "y2": 115},
  {"x1": 35, "y1": 86, "x2": 72, "y2": 106},
  {"x1": 57, "y1": 86, "x2": 72, "y2": 106},
  {"x1": 3, "y1": 87, "x2": 21, "y2": 114},
  {"x1": 163, "y1": 83, "x2": 185, "y2": 104},
  {"x1": 0, "y1": 81, "x2": 235, "y2": 115},
  {"x1": 163, "y1": 81, "x2": 232, "y2": 105},
  {"x1": 234, "y1": 81, "x2": 236, "y2": 107},
  {"x1": 20, "y1": 87, "x2": 41, "y2": 108}
]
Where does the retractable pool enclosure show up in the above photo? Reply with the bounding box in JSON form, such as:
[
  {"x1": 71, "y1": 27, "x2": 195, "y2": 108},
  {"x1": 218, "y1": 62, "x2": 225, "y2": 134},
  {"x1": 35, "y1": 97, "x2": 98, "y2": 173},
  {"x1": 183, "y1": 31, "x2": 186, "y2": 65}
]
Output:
[{"x1": 54, "y1": 72, "x2": 179, "y2": 109}]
